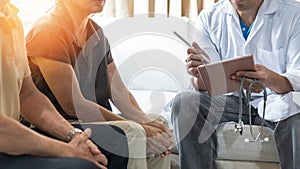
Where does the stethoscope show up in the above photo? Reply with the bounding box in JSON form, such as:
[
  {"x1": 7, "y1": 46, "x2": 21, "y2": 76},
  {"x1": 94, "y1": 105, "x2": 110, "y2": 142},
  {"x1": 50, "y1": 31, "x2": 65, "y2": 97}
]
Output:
[{"x1": 235, "y1": 76, "x2": 269, "y2": 143}]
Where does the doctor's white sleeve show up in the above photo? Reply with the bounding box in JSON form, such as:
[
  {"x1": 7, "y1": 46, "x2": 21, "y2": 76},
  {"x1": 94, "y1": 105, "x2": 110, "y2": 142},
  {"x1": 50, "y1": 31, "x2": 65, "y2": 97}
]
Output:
[{"x1": 283, "y1": 19, "x2": 300, "y2": 92}]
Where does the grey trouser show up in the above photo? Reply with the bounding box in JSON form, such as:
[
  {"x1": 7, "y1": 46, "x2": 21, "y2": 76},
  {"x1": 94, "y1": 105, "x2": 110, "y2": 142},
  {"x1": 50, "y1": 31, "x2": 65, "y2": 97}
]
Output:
[
  {"x1": 171, "y1": 91, "x2": 300, "y2": 169},
  {"x1": 0, "y1": 153, "x2": 99, "y2": 169}
]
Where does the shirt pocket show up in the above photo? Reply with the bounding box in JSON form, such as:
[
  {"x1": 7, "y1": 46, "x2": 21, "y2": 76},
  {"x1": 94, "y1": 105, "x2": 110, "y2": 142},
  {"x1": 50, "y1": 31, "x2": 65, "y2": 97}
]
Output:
[{"x1": 255, "y1": 48, "x2": 285, "y2": 73}]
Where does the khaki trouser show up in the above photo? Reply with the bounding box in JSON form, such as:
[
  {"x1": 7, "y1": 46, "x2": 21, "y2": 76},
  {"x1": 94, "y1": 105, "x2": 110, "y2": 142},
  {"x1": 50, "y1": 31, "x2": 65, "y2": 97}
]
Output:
[
  {"x1": 108, "y1": 113, "x2": 171, "y2": 169},
  {"x1": 71, "y1": 113, "x2": 171, "y2": 169}
]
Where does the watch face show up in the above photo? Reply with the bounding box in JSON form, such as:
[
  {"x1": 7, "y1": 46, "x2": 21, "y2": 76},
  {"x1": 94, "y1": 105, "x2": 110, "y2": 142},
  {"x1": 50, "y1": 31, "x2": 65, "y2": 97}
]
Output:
[
  {"x1": 66, "y1": 128, "x2": 83, "y2": 142},
  {"x1": 74, "y1": 128, "x2": 83, "y2": 134}
]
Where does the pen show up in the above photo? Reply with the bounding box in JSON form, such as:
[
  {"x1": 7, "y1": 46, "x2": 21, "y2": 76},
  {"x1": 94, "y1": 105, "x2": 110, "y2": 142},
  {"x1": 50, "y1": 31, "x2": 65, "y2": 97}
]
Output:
[
  {"x1": 173, "y1": 31, "x2": 192, "y2": 47},
  {"x1": 173, "y1": 31, "x2": 210, "y2": 64}
]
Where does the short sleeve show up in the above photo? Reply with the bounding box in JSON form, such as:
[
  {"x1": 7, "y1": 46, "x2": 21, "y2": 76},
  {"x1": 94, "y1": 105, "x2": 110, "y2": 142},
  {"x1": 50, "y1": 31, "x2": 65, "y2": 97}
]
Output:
[
  {"x1": 92, "y1": 21, "x2": 113, "y2": 64},
  {"x1": 23, "y1": 54, "x2": 31, "y2": 78},
  {"x1": 15, "y1": 16, "x2": 32, "y2": 78},
  {"x1": 105, "y1": 38, "x2": 113, "y2": 64},
  {"x1": 26, "y1": 17, "x2": 71, "y2": 64}
]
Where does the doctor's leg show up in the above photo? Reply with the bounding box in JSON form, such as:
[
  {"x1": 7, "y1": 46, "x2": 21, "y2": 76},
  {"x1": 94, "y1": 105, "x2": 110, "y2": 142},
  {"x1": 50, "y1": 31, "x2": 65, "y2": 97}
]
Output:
[
  {"x1": 273, "y1": 113, "x2": 300, "y2": 169},
  {"x1": 171, "y1": 91, "x2": 255, "y2": 169}
]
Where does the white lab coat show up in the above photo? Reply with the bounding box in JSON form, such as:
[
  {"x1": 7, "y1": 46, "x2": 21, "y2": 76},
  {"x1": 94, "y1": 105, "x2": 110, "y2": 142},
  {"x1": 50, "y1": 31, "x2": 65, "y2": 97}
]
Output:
[{"x1": 194, "y1": 0, "x2": 300, "y2": 122}]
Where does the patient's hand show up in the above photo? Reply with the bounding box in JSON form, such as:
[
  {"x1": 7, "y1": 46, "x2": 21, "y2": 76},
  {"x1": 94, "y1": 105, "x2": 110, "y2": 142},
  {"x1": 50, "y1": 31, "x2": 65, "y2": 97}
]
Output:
[
  {"x1": 69, "y1": 128, "x2": 108, "y2": 169},
  {"x1": 141, "y1": 120, "x2": 174, "y2": 158}
]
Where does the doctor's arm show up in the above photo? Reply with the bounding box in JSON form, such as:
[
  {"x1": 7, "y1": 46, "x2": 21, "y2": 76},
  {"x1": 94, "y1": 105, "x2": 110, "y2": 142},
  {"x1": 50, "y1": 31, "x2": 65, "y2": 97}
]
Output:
[
  {"x1": 233, "y1": 21, "x2": 300, "y2": 94},
  {"x1": 232, "y1": 64, "x2": 293, "y2": 94},
  {"x1": 186, "y1": 42, "x2": 209, "y2": 91},
  {"x1": 186, "y1": 12, "x2": 220, "y2": 91},
  {"x1": 280, "y1": 24, "x2": 300, "y2": 92}
]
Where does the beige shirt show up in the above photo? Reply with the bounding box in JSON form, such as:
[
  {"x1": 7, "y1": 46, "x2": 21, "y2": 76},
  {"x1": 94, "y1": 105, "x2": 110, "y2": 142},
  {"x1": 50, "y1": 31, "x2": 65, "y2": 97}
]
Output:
[{"x1": 0, "y1": 3, "x2": 31, "y2": 120}]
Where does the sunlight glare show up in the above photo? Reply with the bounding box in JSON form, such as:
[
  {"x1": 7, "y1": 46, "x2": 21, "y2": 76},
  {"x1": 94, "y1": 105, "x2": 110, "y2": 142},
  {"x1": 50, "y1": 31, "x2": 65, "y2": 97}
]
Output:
[{"x1": 10, "y1": 0, "x2": 55, "y2": 33}]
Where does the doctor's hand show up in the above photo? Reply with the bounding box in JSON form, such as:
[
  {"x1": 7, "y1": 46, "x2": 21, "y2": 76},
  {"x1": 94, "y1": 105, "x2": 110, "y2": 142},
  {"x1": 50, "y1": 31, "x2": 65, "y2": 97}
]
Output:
[
  {"x1": 186, "y1": 42, "x2": 210, "y2": 78},
  {"x1": 231, "y1": 64, "x2": 293, "y2": 94}
]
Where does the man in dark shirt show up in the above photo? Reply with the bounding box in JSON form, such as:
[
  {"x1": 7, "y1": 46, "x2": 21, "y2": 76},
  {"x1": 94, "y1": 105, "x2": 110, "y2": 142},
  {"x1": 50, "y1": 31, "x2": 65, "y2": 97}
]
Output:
[{"x1": 26, "y1": 0, "x2": 173, "y2": 168}]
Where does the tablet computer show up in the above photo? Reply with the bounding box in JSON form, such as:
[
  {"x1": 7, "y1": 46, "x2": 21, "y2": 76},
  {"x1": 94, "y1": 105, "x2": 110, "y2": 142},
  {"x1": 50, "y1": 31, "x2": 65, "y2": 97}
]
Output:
[{"x1": 197, "y1": 55, "x2": 255, "y2": 96}]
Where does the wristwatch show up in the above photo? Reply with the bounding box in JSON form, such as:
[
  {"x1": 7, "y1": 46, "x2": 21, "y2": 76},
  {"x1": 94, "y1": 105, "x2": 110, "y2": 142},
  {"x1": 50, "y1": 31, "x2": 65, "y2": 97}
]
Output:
[{"x1": 65, "y1": 128, "x2": 83, "y2": 142}]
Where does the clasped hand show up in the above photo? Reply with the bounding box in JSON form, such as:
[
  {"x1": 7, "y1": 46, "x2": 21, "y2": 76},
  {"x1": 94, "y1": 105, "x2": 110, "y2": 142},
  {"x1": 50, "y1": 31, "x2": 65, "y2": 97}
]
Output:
[
  {"x1": 70, "y1": 128, "x2": 107, "y2": 169},
  {"x1": 140, "y1": 119, "x2": 174, "y2": 158}
]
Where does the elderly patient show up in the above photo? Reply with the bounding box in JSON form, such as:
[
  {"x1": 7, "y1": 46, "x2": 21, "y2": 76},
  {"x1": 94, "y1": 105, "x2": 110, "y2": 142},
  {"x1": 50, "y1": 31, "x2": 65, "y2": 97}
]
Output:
[{"x1": 25, "y1": 0, "x2": 174, "y2": 168}]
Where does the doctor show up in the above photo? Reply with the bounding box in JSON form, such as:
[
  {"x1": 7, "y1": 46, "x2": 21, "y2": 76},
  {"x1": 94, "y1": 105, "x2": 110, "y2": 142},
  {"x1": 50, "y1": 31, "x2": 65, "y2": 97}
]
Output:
[{"x1": 172, "y1": 0, "x2": 300, "y2": 168}]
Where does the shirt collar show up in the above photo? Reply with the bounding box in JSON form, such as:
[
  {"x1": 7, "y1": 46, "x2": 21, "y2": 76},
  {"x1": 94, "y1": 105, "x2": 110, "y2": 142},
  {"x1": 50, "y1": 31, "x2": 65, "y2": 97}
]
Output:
[
  {"x1": 222, "y1": 0, "x2": 278, "y2": 15},
  {"x1": 0, "y1": 3, "x2": 19, "y2": 33},
  {"x1": 51, "y1": 4, "x2": 100, "y2": 49},
  {"x1": 51, "y1": 4, "x2": 75, "y2": 35},
  {"x1": 0, "y1": 3, "x2": 19, "y2": 19},
  {"x1": 51, "y1": 4, "x2": 99, "y2": 40}
]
